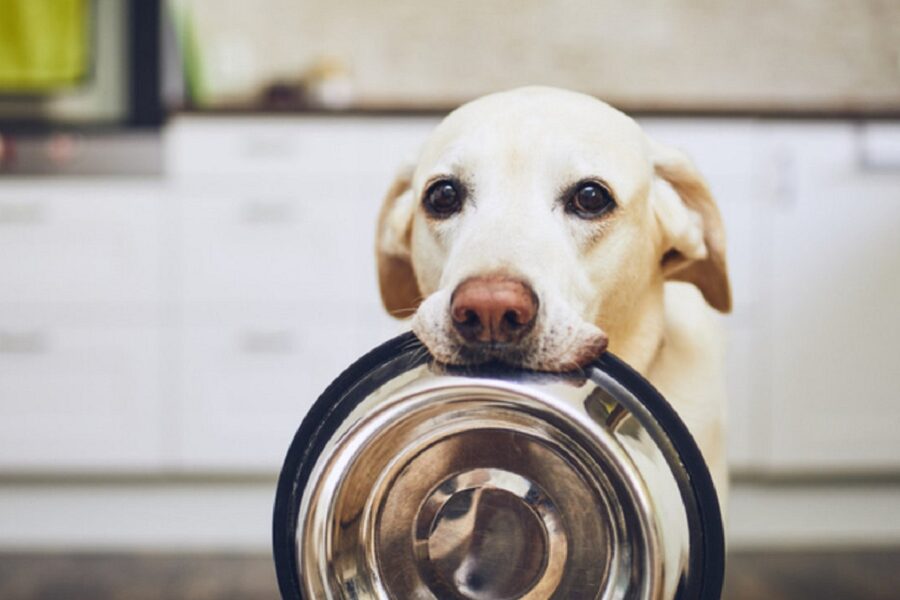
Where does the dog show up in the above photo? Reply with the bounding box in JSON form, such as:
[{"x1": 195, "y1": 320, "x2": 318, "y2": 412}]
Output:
[{"x1": 375, "y1": 86, "x2": 731, "y2": 508}]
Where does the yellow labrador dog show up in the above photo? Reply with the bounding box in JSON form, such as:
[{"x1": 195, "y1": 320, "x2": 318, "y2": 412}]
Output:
[{"x1": 375, "y1": 87, "x2": 731, "y2": 505}]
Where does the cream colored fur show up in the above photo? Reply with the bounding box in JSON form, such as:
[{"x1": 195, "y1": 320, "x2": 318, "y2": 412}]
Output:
[{"x1": 375, "y1": 87, "x2": 731, "y2": 507}]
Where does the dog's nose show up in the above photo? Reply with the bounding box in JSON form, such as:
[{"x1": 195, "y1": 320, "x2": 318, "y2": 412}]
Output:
[{"x1": 451, "y1": 277, "x2": 538, "y2": 344}]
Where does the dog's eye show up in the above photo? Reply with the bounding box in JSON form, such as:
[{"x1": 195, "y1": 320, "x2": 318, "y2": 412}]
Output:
[
  {"x1": 567, "y1": 181, "x2": 615, "y2": 218},
  {"x1": 423, "y1": 179, "x2": 463, "y2": 217}
]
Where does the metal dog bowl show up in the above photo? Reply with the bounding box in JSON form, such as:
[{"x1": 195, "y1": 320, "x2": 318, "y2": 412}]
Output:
[{"x1": 273, "y1": 333, "x2": 724, "y2": 599}]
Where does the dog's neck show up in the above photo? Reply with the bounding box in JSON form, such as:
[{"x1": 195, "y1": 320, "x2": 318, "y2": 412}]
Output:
[{"x1": 603, "y1": 281, "x2": 666, "y2": 375}]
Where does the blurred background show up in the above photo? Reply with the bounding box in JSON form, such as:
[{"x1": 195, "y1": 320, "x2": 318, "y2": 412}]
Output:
[{"x1": 0, "y1": 0, "x2": 898, "y2": 598}]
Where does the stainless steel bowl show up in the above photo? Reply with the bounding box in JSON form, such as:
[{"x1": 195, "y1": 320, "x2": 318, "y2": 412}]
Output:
[{"x1": 273, "y1": 333, "x2": 723, "y2": 599}]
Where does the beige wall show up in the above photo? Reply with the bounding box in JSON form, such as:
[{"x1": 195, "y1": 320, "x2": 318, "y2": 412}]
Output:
[{"x1": 176, "y1": 0, "x2": 900, "y2": 112}]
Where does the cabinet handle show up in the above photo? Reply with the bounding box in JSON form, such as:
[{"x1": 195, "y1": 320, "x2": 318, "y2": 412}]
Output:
[
  {"x1": 0, "y1": 331, "x2": 50, "y2": 354},
  {"x1": 240, "y1": 134, "x2": 297, "y2": 159},
  {"x1": 0, "y1": 202, "x2": 45, "y2": 224},
  {"x1": 856, "y1": 123, "x2": 900, "y2": 172},
  {"x1": 771, "y1": 148, "x2": 797, "y2": 210},
  {"x1": 238, "y1": 330, "x2": 295, "y2": 354},
  {"x1": 239, "y1": 200, "x2": 295, "y2": 224}
]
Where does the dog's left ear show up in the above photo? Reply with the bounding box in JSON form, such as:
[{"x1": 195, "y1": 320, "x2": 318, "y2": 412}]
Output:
[
  {"x1": 649, "y1": 139, "x2": 732, "y2": 313},
  {"x1": 376, "y1": 164, "x2": 423, "y2": 318}
]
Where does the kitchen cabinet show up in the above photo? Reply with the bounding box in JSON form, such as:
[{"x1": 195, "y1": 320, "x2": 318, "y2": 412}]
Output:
[
  {"x1": 0, "y1": 181, "x2": 161, "y2": 306},
  {"x1": 763, "y1": 123, "x2": 900, "y2": 471},
  {"x1": 176, "y1": 305, "x2": 321, "y2": 470},
  {"x1": 175, "y1": 177, "x2": 373, "y2": 305},
  {"x1": 0, "y1": 181, "x2": 165, "y2": 470},
  {"x1": 166, "y1": 120, "x2": 418, "y2": 470},
  {"x1": 175, "y1": 302, "x2": 398, "y2": 470},
  {"x1": 0, "y1": 319, "x2": 164, "y2": 471}
]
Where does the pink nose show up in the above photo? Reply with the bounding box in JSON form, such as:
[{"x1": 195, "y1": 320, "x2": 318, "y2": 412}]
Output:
[{"x1": 450, "y1": 277, "x2": 538, "y2": 344}]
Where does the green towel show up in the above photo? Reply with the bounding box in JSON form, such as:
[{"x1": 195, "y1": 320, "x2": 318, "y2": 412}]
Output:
[{"x1": 0, "y1": 0, "x2": 89, "y2": 91}]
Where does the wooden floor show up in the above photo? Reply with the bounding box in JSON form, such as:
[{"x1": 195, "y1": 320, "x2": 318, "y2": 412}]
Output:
[{"x1": 0, "y1": 550, "x2": 897, "y2": 599}]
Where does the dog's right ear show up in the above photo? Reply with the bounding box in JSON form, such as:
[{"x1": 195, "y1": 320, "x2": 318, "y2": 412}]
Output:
[
  {"x1": 376, "y1": 164, "x2": 423, "y2": 318},
  {"x1": 649, "y1": 139, "x2": 732, "y2": 313}
]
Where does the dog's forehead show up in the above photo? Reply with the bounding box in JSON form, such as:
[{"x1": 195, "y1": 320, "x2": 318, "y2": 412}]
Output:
[{"x1": 416, "y1": 87, "x2": 650, "y2": 193}]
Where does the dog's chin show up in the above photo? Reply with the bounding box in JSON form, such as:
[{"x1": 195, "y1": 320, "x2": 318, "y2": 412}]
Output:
[
  {"x1": 449, "y1": 342, "x2": 534, "y2": 368},
  {"x1": 414, "y1": 333, "x2": 609, "y2": 373}
]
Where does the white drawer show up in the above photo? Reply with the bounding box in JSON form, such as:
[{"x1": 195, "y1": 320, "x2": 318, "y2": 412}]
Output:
[
  {"x1": 0, "y1": 317, "x2": 164, "y2": 471},
  {"x1": 165, "y1": 116, "x2": 439, "y2": 178},
  {"x1": 176, "y1": 303, "x2": 393, "y2": 471},
  {"x1": 0, "y1": 180, "x2": 162, "y2": 305},
  {"x1": 860, "y1": 122, "x2": 900, "y2": 170},
  {"x1": 177, "y1": 177, "x2": 385, "y2": 304}
]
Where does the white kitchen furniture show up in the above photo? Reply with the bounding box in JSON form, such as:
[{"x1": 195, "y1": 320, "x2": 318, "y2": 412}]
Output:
[
  {"x1": 763, "y1": 123, "x2": 900, "y2": 472},
  {"x1": 0, "y1": 181, "x2": 166, "y2": 471},
  {"x1": 0, "y1": 116, "x2": 897, "y2": 478}
]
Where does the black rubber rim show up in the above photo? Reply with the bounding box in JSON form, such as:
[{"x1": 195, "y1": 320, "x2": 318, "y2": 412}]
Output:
[{"x1": 272, "y1": 332, "x2": 724, "y2": 599}]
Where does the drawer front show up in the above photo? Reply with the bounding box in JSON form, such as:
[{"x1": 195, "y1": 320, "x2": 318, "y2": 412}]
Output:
[
  {"x1": 178, "y1": 176, "x2": 386, "y2": 305},
  {"x1": 0, "y1": 318, "x2": 164, "y2": 471},
  {"x1": 0, "y1": 181, "x2": 162, "y2": 305},
  {"x1": 165, "y1": 116, "x2": 439, "y2": 178},
  {"x1": 177, "y1": 303, "x2": 398, "y2": 471}
]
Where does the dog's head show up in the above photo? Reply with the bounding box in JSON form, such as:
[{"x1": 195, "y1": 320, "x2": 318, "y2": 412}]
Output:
[{"x1": 376, "y1": 87, "x2": 730, "y2": 371}]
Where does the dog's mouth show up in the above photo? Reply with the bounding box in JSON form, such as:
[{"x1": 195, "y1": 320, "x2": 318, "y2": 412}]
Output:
[
  {"x1": 420, "y1": 332, "x2": 609, "y2": 373},
  {"x1": 449, "y1": 341, "x2": 535, "y2": 368}
]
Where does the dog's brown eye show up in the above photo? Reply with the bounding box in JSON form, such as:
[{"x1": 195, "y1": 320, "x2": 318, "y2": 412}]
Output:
[
  {"x1": 423, "y1": 179, "x2": 463, "y2": 217},
  {"x1": 568, "y1": 181, "x2": 615, "y2": 218}
]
